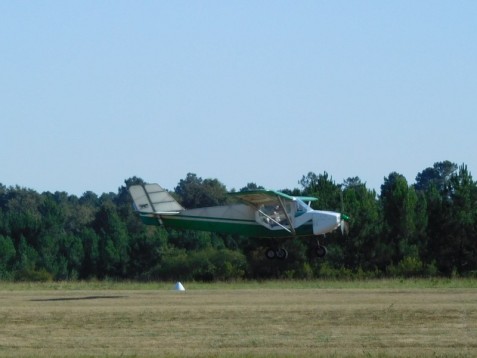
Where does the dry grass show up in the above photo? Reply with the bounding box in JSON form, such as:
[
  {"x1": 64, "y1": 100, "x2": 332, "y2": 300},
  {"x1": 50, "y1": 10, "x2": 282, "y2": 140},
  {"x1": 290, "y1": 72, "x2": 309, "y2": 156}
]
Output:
[{"x1": 0, "y1": 283, "x2": 476, "y2": 357}]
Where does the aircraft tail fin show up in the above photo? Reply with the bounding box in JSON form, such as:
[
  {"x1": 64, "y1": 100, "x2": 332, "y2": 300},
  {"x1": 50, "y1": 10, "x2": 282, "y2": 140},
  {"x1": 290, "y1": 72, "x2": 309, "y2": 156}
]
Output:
[{"x1": 129, "y1": 184, "x2": 184, "y2": 214}]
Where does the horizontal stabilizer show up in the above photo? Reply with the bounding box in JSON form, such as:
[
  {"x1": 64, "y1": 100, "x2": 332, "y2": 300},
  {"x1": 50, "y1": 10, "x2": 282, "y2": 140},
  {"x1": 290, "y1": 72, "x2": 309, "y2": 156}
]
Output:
[{"x1": 129, "y1": 184, "x2": 184, "y2": 214}]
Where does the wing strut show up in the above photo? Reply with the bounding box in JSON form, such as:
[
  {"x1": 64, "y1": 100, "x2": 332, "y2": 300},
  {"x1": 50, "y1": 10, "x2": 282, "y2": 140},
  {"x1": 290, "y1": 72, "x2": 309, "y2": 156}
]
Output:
[
  {"x1": 277, "y1": 196, "x2": 296, "y2": 236},
  {"x1": 257, "y1": 208, "x2": 293, "y2": 233}
]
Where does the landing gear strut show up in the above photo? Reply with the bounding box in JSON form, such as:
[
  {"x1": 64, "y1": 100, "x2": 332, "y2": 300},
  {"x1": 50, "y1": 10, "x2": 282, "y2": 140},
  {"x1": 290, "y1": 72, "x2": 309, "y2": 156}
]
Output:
[{"x1": 265, "y1": 247, "x2": 288, "y2": 260}]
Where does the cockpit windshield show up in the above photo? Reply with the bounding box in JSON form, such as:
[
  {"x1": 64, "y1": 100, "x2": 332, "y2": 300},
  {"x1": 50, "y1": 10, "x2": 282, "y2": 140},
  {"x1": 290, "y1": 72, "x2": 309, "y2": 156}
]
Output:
[{"x1": 295, "y1": 199, "x2": 310, "y2": 216}]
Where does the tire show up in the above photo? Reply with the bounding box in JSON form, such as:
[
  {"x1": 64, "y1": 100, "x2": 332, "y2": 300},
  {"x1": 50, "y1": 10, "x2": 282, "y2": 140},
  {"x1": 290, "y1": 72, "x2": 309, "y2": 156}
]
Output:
[
  {"x1": 276, "y1": 248, "x2": 288, "y2": 260},
  {"x1": 316, "y1": 245, "x2": 327, "y2": 258},
  {"x1": 265, "y1": 248, "x2": 276, "y2": 260}
]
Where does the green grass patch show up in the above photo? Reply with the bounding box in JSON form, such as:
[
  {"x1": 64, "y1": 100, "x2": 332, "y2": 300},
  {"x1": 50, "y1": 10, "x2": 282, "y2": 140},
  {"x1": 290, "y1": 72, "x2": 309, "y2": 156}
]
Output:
[
  {"x1": 0, "y1": 283, "x2": 476, "y2": 357},
  {"x1": 2, "y1": 277, "x2": 477, "y2": 291}
]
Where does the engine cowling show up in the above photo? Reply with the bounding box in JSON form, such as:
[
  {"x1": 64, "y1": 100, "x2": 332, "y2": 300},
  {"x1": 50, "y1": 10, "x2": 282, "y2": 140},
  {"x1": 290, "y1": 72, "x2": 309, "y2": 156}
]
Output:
[{"x1": 312, "y1": 211, "x2": 341, "y2": 235}]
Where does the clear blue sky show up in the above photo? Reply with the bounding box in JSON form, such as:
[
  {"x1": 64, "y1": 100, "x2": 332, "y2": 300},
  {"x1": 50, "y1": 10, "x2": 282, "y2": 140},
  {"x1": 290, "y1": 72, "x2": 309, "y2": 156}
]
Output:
[{"x1": 1, "y1": 1, "x2": 476, "y2": 196}]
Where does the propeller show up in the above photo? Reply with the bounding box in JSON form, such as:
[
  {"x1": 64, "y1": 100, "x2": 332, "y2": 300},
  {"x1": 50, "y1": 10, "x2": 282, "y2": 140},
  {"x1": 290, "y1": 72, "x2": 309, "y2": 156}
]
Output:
[
  {"x1": 340, "y1": 214, "x2": 350, "y2": 235},
  {"x1": 339, "y1": 188, "x2": 350, "y2": 235}
]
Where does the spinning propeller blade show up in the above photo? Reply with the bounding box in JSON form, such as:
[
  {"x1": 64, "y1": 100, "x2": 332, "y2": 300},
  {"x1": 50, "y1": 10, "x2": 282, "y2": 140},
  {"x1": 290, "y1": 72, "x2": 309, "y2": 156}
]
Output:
[
  {"x1": 339, "y1": 189, "x2": 350, "y2": 235},
  {"x1": 340, "y1": 214, "x2": 350, "y2": 235}
]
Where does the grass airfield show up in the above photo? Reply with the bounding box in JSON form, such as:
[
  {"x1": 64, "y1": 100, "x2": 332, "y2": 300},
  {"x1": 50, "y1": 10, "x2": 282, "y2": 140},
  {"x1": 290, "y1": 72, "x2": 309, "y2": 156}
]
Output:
[{"x1": 1, "y1": 280, "x2": 476, "y2": 357}]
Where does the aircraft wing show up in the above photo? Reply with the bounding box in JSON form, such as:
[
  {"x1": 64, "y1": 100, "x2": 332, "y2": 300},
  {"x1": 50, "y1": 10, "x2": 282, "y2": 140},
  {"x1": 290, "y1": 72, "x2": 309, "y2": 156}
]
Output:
[{"x1": 229, "y1": 190, "x2": 296, "y2": 207}]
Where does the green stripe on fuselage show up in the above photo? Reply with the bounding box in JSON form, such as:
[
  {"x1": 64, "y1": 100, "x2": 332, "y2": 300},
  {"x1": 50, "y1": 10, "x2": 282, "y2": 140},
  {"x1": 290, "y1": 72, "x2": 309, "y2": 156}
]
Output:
[
  {"x1": 158, "y1": 214, "x2": 313, "y2": 238},
  {"x1": 163, "y1": 214, "x2": 267, "y2": 236}
]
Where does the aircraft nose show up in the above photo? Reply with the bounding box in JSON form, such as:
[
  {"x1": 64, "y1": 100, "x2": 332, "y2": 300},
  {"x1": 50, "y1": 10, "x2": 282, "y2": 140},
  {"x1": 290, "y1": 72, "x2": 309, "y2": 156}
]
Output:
[{"x1": 312, "y1": 211, "x2": 341, "y2": 235}]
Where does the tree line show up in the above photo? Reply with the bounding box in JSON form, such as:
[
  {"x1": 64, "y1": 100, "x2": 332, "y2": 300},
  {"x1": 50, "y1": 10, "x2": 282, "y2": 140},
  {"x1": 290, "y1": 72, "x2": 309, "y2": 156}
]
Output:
[{"x1": 1, "y1": 160, "x2": 476, "y2": 281}]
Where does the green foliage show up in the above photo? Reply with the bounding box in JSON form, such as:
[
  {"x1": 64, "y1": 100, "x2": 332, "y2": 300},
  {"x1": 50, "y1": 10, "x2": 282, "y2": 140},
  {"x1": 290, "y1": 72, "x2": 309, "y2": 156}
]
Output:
[
  {"x1": 319, "y1": 262, "x2": 354, "y2": 279},
  {"x1": 146, "y1": 248, "x2": 246, "y2": 281},
  {"x1": 339, "y1": 181, "x2": 381, "y2": 271},
  {"x1": 415, "y1": 160, "x2": 457, "y2": 192},
  {"x1": 0, "y1": 235, "x2": 16, "y2": 280},
  {"x1": 14, "y1": 268, "x2": 53, "y2": 282},
  {"x1": 300, "y1": 171, "x2": 340, "y2": 210},
  {"x1": 1, "y1": 164, "x2": 477, "y2": 282},
  {"x1": 239, "y1": 182, "x2": 265, "y2": 192},
  {"x1": 380, "y1": 173, "x2": 422, "y2": 267},
  {"x1": 174, "y1": 173, "x2": 229, "y2": 208},
  {"x1": 128, "y1": 228, "x2": 168, "y2": 279},
  {"x1": 387, "y1": 256, "x2": 424, "y2": 277},
  {"x1": 93, "y1": 198, "x2": 129, "y2": 278}
]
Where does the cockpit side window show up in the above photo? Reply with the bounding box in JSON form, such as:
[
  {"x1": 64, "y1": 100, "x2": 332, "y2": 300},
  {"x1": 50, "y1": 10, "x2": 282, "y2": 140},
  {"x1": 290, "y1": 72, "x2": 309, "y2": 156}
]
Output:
[{"x1": 256, "y1": 201, "x2": 295, "y2": 229}]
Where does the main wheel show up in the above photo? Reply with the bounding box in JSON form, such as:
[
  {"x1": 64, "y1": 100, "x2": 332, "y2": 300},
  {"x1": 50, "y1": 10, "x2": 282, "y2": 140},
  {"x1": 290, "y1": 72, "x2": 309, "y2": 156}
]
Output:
[
  {"x1": 276, "y1": 248, "x2": 288, "y2": 260},
  {"x1": 316, "y1": 245, "x2": 327, "y2": 258},
  {"x1": 265, "y1": 248, "x2": 276, "y2": 260}
]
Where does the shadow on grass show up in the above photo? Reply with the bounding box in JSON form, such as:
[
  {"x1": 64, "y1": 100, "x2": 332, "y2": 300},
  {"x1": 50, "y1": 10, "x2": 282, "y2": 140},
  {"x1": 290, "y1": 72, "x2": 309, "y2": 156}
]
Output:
[{"x1": 30, "y1": 295, "x2": 127, "y2": 302}]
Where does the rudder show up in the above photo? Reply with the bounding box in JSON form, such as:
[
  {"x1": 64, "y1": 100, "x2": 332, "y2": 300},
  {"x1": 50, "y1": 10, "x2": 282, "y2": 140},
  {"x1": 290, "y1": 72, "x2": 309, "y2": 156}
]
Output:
[{"x1": 129, "y1": 184, "x2": 184, "y2": 214}]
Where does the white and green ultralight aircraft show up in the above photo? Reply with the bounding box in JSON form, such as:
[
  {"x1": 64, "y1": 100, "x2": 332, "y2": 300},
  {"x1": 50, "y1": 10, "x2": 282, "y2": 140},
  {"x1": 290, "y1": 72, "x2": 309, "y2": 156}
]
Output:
[{"x1": 129, "y1": 183, "x2": 349, "y2": 260}]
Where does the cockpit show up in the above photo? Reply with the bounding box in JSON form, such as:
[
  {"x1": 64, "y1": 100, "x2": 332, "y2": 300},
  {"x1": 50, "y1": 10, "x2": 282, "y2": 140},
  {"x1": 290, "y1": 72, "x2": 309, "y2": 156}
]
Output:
[{"x1": 255, "y1": 198, "x2": 310, "y2": 230}]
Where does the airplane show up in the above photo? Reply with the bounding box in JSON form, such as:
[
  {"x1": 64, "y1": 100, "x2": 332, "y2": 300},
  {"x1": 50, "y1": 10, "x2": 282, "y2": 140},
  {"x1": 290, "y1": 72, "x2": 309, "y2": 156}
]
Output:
[{"x1": 129, "y1": 183, "x2": 349, "y2": 260}]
